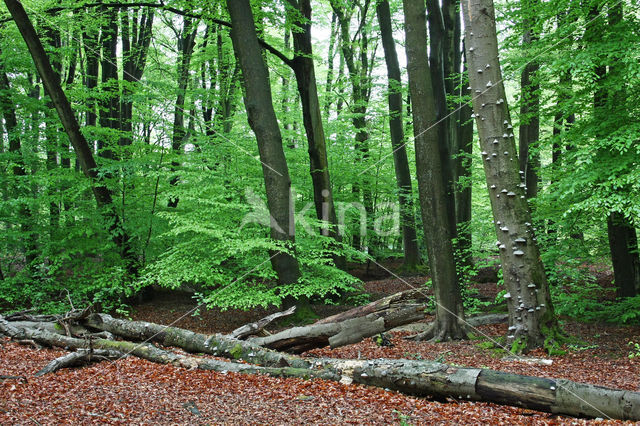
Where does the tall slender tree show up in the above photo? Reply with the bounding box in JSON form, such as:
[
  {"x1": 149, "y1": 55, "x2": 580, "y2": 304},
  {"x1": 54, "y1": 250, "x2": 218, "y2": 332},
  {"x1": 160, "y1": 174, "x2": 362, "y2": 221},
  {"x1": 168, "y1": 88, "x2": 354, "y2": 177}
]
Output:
[
  {"x1": 330, "y1": 0, "x2": 374, "y2": 251},
  {"x1": 98, "y1": 5, "x2": 119, "y2": 160},
  {"x1": 167, "y1": 16, "x2": 197, "y2": 208},
  {"x1": 120, "y1": 7, "x2": 154, "y2": 148},
  {"x1": 376, "y1": 0, "x2": 421, "y2": 269},
  {"x1": 586, "y1": 1, "x2": 640, "y2": 298},
  {"x1": 518, "y1": 0, "x2": 540, "y2": 199},
  {"x1": 0, "y1": 47, "x2": 36, "y2": 266},
  {"x1": 286, "y1": 0, "x2": 344, "y2": 268}
]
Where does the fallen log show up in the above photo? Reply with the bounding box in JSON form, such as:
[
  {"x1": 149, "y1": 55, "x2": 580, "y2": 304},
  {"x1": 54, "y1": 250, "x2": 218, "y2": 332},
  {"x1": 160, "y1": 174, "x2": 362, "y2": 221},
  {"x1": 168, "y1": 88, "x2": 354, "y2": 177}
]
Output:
[
  {"x1": 2, "y1": 315, "x2": 640, "y2": 420},
  {"x1": 0, "y1": 375, "x2": 27, "y2": 382},
  {"x1": 7, "y1": 320, "x2": 112, "y2": 339},
  {"x1": 82, "y1": 313, "x2": 311, "y2": 369},
  {"x1": 0, "y1": 316, "x2": 337, "y2": 380},
  {"x1": 35, "y1": 349, "x2": 125, "y2": 376},
  {"x1": 315, "y1": 289, "x2": 428, "y2": 325},
  {"x1": 249, "y1": 304, "x2": 428, "y2": 353},
  {"x1": 320, "y1": 358, "x2": 640, "y2": 420}
]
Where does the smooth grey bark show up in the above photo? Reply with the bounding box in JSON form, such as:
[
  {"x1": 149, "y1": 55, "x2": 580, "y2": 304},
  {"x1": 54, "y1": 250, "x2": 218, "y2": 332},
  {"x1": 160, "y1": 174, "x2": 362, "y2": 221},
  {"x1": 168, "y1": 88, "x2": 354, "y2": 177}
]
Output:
[
  {"x1": 227, "y1": 0, "x2": 301, "y2": 286},
  {"x1": 518, "y1": 0, "x2": 540, "y2": 199},
  {"x1": 425, "y1": 0, "x2": 456, "y2": 233},
  {"x1": 462, "y1": 0, "x2": 559, "y2": 351},
  {"x1": 4, "y1": 0, "x2": 137, "y2": 272},
  {"x1": 376, "y1": 0, "x2": 421, "y2": 269},
  {"x1": 229, "y1": 306, "x2": 297, "y2": 339},
  {"x1": 315, "y1": 288, "x2": 427, "y2": 324},
  {"x1": 403, "y1": 0, "x2": 466, "y2": 341}
]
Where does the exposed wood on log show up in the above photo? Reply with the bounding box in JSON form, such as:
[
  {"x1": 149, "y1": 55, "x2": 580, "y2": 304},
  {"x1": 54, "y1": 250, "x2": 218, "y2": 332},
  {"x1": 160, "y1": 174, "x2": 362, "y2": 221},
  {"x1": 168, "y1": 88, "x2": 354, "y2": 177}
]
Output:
[
  {"x1": 2, "y1": 314, "x2": 640, "y2": 420},
  {"x1": 322, "y1": 358, "x2": 640, "y2": 420},
  {"x1": 229, "y1": 306, "x2": 296, "y2": 339},
  {"x1": 315, "y1": 289, "x2": 428, "y2": 324},
  {"x1": 35, "y1": 349, "x2": 125, "y2": 376}
]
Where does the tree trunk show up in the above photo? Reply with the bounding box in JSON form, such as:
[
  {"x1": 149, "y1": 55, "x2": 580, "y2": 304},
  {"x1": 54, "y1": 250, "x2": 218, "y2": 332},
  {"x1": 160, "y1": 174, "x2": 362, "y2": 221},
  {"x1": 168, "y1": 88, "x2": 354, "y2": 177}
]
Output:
[
  {"x1": 608, "y1": 212, "x2": 640, "y2": 298},
  {"x1": 330, "y1": 1, "x2": 374, "y2": 251},
  {"x1": 167, "y1": 16, "x2": 197, "y2": 208},
  {"x1": 3, "y1": 314, "x2": 640, "y2": 421},
  {"x1": 403, "y1": 0, "x2": 466, "y2": 341},
  {"x1": 249, "y1": 305, "x2": 427, "y2": 353},
  {"x1": 456, "y1": 53, "x2": 474, "y2": 271},
  {"x1": 227, "y1": 0, "x2": 301, "y2": 286},
  {"x1": 462, "y1": 0, "x2": 559, "y2": 351},
  {"x1": 83, "y1": 7, "x2": 100, "y2": 149},
  {"x1": 281, "y1": 26, "x2": 295, "y2": 149},
  {"x1": 120, "y1": 7, "x2": 154, "y2": 148},
  {"x1": 376, "y1": 0, "x2": 421, "y2": 269},
  {"x1": 4, "y1": 0, "x2": 137, "y2": 273},
  {"x1": 36, "y1": 349, "x2": 125, "y2": 376},
  {"x1": 287, "y1": 0, "x2": 345, "y2": 269},
  {"x1": 425, "y1": 0, "x2": 456, "y2": 237},
  {"x1": 599, "y1": 3, "x2": 640, "y2": 298},
  {"x1": 97, "y1": 6, "x2": 119, "y2": 160},
  {"x1": 324, "y1": 12, "x2": 338, "y2": 117},
  {"x1": 518, "y1": 0, "x2": 540, "y2": 199}
]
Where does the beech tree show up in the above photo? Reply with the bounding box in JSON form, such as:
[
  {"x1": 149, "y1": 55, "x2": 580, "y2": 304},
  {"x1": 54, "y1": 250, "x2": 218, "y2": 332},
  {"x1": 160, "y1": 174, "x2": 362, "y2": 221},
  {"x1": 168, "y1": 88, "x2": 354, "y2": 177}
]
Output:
[
  {"x1": 375, "y1": 0, "x2": 421, "y2": 269},
  {"x1": 403, "y1": 0, "x2": 466, "y2": 341},
  {"x1": 1, "y1": 0, "x2": 638, "y2": 334},
  {"x1": 226, "y1": 0, "x2": 301, "y2": 287},
  {"x1": 330, "y1": 0, "x2": 375, "y2": 251},
  {"x1": 285, "y1": 0, "x2": 344, "y2": 268},
  {"x1": 518, "y1": 0, "x2": 541, "y2": 199},
  {"x1": 462, "y1": 0, "x2": 560, "y2": 351}
]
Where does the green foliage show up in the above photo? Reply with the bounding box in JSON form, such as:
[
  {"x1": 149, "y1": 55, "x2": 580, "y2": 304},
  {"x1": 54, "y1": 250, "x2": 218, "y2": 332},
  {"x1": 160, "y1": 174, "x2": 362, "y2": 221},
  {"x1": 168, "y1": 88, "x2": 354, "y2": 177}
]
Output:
[
  {"x1": 393, "y1": 410, "x2": 414, "y2": 426},
  {"x1": 628, "y1": 341, "x2": 640, "y2": 359},
  {"x1": 1, "y1": 0, "x2": 639, "y2": 338}
]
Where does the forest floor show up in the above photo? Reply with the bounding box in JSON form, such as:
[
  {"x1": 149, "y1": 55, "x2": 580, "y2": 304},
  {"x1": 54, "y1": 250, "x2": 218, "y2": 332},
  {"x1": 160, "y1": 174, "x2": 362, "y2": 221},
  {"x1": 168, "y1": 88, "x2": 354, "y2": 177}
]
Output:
[{"x1": 1, "y1": 264, "x2": 640, "y2": 424}]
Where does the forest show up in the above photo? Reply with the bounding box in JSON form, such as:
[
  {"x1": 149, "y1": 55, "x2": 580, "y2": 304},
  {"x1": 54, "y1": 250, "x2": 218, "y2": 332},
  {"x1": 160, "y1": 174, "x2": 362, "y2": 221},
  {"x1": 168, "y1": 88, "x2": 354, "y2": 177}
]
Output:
[{"x1": 0, "y1": 0, "x2": 639, "y2": 423}]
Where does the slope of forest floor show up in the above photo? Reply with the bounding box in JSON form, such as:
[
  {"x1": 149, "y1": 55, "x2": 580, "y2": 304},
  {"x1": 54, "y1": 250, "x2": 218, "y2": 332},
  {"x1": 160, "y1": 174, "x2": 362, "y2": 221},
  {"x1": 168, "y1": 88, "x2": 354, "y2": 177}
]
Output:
[{"x1": 2, "y1": 268, "x2": 640, "y2": 424}]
